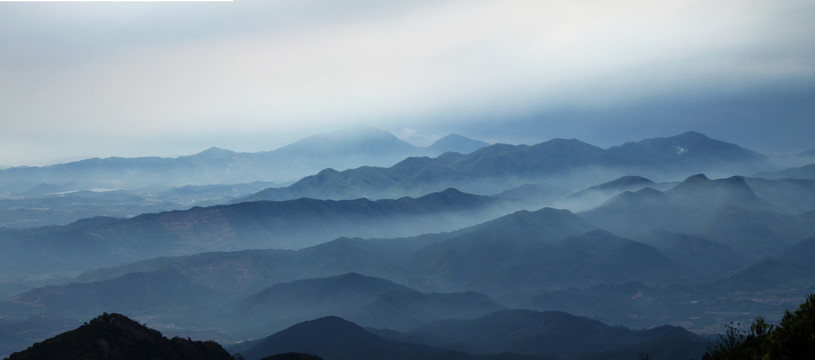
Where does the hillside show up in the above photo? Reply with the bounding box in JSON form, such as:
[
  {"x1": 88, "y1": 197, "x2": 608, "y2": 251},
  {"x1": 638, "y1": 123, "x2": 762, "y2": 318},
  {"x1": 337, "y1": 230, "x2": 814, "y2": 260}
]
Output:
[
  {"x1": 4, "y1": 313, "x2": 233, "y2": 360},
  {"x1": 0, "y1": 188, "x2": 513, "y2": 275}
]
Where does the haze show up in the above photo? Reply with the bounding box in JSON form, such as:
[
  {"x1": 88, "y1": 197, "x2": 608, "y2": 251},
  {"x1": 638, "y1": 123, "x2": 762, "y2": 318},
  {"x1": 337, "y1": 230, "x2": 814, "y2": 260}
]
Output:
[{"x1": 1, "y1": 0, "x2": 814, "y2": 166}]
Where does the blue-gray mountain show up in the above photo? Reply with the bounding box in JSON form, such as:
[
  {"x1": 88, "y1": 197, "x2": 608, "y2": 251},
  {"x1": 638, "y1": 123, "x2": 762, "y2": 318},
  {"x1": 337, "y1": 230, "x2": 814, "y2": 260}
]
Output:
[
  {"x1": 0, "y1": 126, "x2": 488, "y2": 192},
  {"x1": 581, "y1": 174, "x2": 815, "y2": 258},
  {"x1": 245, "y1": 131, "x2": 768, "y2": 202},
  {"x1": 4, "y1": 313, "x2": 233, "y2": 360},
  {"x1": 0, "y1": 188, "x2": 514, "y2": 276}
]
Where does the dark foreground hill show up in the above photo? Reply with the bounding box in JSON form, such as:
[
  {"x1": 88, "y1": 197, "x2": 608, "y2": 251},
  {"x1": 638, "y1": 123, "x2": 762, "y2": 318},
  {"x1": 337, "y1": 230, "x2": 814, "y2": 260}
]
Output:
[
  {"x1": 246, "y1": 131, "x2": 767, "y2": 202},
  {"x1": 4, "y1": 313, "x2": 232, "y2": 360}
]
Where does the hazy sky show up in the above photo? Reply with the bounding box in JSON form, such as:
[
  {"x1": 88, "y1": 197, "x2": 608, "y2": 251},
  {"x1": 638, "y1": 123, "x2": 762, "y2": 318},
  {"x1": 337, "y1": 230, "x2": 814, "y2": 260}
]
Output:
[{"x1": 1, "y1": 0, "x2": 814, "y2": 166}]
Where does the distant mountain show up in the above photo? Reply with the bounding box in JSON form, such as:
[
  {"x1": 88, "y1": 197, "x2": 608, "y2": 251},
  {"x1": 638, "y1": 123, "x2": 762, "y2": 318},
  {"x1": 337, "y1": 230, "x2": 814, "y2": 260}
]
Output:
[
  {"x1": 4, "y1": 268, "x2": 217, "y2": 321},
  {"x1": 717, "y1": 234, "x2": 815, "y2": 290},
  {"x1": 798, "y1": 148, "x2": 815, "y2": 157},
  {"x1": 426, "y1": 134, "x2": 489, "y2": 155},
  {"x1": 240, "y1": 272, "x2": 503, "y2": 332},
  {"x1": 246, "y1": 132, "x2": 768, "y2": 202},
  {"x1": 411, "y1": 309, "x2": 706, "y2": 358},
  {"x1": 755, "y1": 162, "x2": 815, "y2": 180},
  {"x1": 234, "y1": 313, "x2": 705, "y2": 360},
  {"x1": 644, "y1": 230, "x2": 746, "y2": 281},
  {"x1": 580, "y1": 174, "x2": 812, "y2": 257},
  {"x1": 396, "y1": 211, "x2": 675, "y2": 295},
  {"x1": 743, "y1": 177, "x2": 815, "y2": 213},
  {"x1": 552, "y1": 175, "x2": 661, "y2": 211},
  {"x1": 7, "y1": 196, "x2": 812, "y2": 346},
  {"x1": 603, "y1": 131, "x2": 765, "y2": 170},
  {"x1": 493, "y1": 183, "x2": 569, "y2": 205},
  {"x1": 231, "y1": 316, "x2": 558, "y2": 360},
  {"x1": 0, "y1": 188, "x2": 513, "y2": 275},
  {"x1": 4, "y1": 313, "x2": 232, "y2": 360},
  {"x1": 0, "y1": 181, "x2": 277, "y2": 229},
  {"x1": 0, "y1": 126, "x2": 488, "y2": 192}
]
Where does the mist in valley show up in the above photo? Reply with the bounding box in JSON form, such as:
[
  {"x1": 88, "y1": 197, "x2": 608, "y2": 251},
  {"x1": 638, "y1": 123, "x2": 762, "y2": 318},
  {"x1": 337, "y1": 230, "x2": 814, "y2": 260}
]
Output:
[{"x1": 3, "y1": 1, "x2": 815, "y2": 359}]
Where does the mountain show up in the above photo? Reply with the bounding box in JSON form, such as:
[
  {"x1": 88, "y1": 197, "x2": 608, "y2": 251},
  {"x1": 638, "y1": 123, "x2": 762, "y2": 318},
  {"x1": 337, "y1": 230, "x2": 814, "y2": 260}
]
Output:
[
  {"x1": 0, "y1": 127, "x2": 488, "y2": 192},
  {"x1": 426, "y1": 134, "x2": 489, "y2": 155},
  {"x1": 0, "y1": 181, "x2": 277, "y2": 229},
  {"x1": 239, "y1": 272, "x2": 503, "y2": 332},
  {"x1": 717, "y1": 234, "x2": 815, "y2": 290},
  {"x1": 798, "y1": 147, "x2": 815, "y2": 157},
  {"x1": 4, "y1": 313, "x2": 232, "y2": 360},
  {"x1": 231, "y1": 316, "x2": 558, "y2": 360},
  {"x1": 643, "y1": 230, "x2": 746, "y2": 281},
  {"x1": 743, "y1": 177, "x2": 815, "y2": 213},
  {"x1": 0, "y1": 207, "x2": 597, "y2": 344},
  {"x1": 755, "y1": 162, "x2": 815, "y2": 180},
  {"x1": 0, "y1": 188, "x2": 513, "y2": 275},
  {"x1": 603, "y1": 131, "x2": 765, "y2": 172},
  {"x1": 234, "y1": 313, "x2": 705, "y2": 360},
  {"x1": 3, "y1": 269, "x2": 217, "y2": 322},
  {"x1": 552, "y1": 175, "x2": 660, "y2": 211},
  {"x1": 411, "y1": 309, "x2": 707, "y2": 358},
  {"x1": 580, "y1": 174, "x2": 812, "y2": 257},
  {"x1": 246, "y1": 132, "x2": 769, "y2": 202}
]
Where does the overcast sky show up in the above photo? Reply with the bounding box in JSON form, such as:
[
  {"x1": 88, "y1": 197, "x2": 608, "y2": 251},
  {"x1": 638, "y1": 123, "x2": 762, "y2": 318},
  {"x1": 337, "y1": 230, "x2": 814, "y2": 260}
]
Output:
[{"x1": 1, "y1": 0, "x2": 814, "y2": 166}]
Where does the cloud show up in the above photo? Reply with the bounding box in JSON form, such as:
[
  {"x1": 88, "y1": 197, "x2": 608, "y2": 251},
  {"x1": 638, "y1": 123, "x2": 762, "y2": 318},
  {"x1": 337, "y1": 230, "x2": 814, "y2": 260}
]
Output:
[{"x1": 0, "y1": 0, "x2": 814, "y2": 165}]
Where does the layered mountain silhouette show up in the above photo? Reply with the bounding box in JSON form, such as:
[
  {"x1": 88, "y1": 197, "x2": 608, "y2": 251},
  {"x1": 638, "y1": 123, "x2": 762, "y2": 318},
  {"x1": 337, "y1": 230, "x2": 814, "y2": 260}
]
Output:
[
  {"x1": 580, "y1": 174, "x2": 814, "y2": 257},
  {"x1": 4, "y1": 313, "x2": 232, "y2": 360},
  {"x1": 231, "y1": 313, "x2": 706, "y2": 360},
  {"x1": 246, "y1": 131, "x2": 767, "y2": 202},
  {"x1": 2, "y1": 205, "x2": 710, "y2": 345},
  {"x1": 0, "y1": 188, "x2": 514, "y2": 274},
  {"x1": 756, "y1": 163, "x2": 815, "y2": 180},
  {"x1": 551, "y1": 175, "x2": 664, "y2": 211},
  {"x1": 239, "y1": 272, "x2": 503, "y2": 333},
  {"x1": 411, "y1": 309, "x2": 706, "y2": 358},
  {"x1": 0, "y1": 126, "x2": 488, "y2": 191}
]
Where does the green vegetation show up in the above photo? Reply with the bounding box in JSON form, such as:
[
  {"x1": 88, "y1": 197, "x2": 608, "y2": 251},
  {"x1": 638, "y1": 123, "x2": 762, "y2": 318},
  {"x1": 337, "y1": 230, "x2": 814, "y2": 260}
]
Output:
[{"x1": 703, "y1": 294, "x2": 815, "y2": 359}]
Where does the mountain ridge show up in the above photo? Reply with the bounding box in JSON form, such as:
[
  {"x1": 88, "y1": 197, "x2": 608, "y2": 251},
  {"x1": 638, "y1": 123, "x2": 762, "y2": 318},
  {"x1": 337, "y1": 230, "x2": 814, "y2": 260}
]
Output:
[{"x1": 245, "y1": 131, "x2": 767, "y2": 202}]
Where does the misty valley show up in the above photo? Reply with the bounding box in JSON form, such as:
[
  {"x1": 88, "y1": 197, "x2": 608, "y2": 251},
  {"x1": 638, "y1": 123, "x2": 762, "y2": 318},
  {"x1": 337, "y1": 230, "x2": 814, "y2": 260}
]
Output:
[{"x1": 2, "y1": 127, "x2": 815, "y2": 360}]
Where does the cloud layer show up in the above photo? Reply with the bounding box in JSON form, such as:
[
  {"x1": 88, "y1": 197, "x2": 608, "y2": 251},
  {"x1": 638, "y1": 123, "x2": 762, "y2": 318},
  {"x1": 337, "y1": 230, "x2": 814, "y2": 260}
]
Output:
[{"x1": 1, "y1": 0, "x2": 814, "y2": 165}]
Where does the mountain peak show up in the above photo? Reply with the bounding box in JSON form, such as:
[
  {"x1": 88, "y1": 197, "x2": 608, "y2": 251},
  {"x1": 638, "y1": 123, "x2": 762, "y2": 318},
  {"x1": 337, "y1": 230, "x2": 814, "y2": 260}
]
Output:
[
  {"x1": 276, "y1": 126, "x2": 416, "y2": 156},
  {"x1": 6, "y1": 313, "x2": 232, "y2": 360},
  {"x1": 683, "y1": 173, "x2": 711, "y2": 183},
  {"x1": 427, "y1": 134, "x2": 488, "y2": 154},
  {"x1": 193, "y1": 146, "x2": 236, "y2": 158}
]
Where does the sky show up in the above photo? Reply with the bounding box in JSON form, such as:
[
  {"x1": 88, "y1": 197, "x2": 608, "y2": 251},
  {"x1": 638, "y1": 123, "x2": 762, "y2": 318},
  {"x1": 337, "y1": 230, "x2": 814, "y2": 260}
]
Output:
[{"x1": 1, "y1": 0, "x2": 814, "y2": 166}]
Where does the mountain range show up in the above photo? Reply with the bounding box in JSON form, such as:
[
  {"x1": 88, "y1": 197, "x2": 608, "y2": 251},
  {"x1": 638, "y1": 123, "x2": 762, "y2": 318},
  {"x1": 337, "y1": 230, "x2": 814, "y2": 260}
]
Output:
[
  {"x1": 0, "y1": 126, "x2": 488, "y2": 193},
  {"x1": 7, "y1": 170, "x2": 812, "y2": 348},
  {"x1": 0, "y1": 188, "x2": 517, "y2": 276},
  {"x1": 245, "y1": 131, "x2": 769, "y2": 202},
  {"x1": 2, "y1": 130, "x2": 814, "y2": 360}
]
